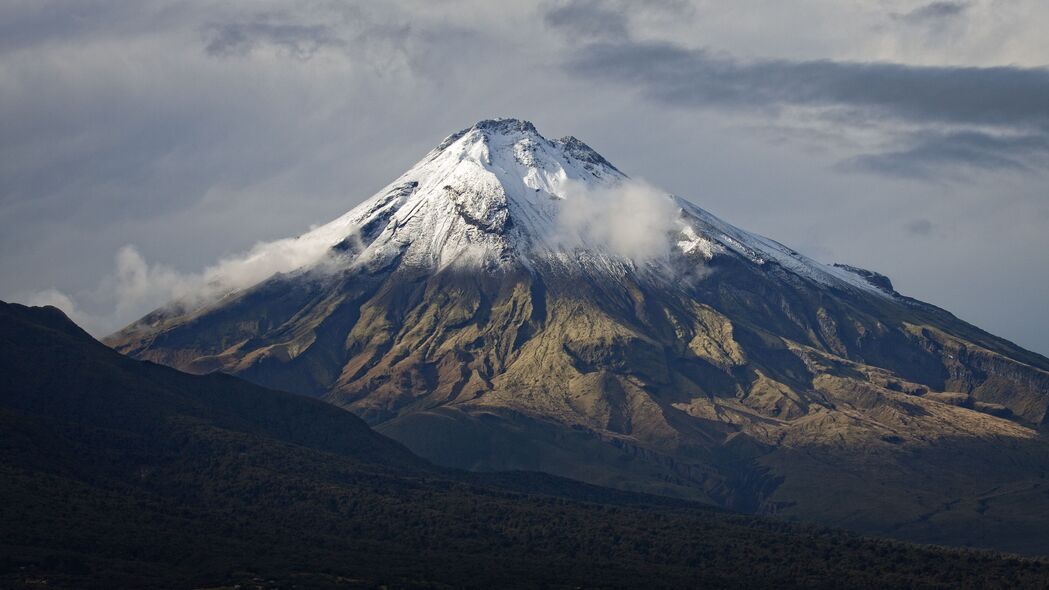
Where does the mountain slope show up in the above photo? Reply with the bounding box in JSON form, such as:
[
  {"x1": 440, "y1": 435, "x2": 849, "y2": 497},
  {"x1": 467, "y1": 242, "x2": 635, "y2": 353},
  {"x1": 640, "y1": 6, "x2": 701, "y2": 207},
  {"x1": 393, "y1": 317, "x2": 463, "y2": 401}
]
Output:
[
  {"x1": 107, "y1": 119, "x2": 1049, "y2": 553},
  {"x1": 13, "y1": 301, "x2": 1049, "y2": 588}
]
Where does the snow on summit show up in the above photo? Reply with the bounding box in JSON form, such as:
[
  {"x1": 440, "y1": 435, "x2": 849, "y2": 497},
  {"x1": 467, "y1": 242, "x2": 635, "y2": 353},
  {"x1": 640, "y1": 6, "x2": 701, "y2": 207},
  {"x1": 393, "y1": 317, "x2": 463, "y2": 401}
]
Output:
[{"x1": 274, "y1": 118, "x2": 892, "y2": 296}]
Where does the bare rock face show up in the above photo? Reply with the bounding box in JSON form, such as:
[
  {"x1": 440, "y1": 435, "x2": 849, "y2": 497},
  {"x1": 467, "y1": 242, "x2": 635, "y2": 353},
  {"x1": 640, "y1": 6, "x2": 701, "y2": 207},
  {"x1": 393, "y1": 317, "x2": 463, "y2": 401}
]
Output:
[{"x1": 107, "y1": 119, "x2": 1049, "y2": 554}]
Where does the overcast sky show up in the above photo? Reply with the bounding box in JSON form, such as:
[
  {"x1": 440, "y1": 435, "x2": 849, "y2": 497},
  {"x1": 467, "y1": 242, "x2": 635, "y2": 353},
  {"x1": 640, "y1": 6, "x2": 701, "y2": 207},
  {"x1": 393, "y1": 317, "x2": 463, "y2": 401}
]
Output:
[{"x1": 1, "y1": 0, "x2": 1048, "y2": 355}]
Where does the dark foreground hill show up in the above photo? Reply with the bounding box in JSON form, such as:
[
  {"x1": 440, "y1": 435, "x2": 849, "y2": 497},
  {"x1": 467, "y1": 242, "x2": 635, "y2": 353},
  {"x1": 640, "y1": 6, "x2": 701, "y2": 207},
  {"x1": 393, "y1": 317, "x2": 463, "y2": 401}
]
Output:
[{"x1": 3, "y1": 302, "x2": 1049, "y2": 589}]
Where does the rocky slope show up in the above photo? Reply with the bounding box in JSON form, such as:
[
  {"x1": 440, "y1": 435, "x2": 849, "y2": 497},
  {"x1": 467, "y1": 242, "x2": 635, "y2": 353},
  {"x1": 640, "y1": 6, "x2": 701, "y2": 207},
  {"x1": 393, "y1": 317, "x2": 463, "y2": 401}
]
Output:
[{"x1": 107, "y1": 119, "x2": 1049, "y2": 553}]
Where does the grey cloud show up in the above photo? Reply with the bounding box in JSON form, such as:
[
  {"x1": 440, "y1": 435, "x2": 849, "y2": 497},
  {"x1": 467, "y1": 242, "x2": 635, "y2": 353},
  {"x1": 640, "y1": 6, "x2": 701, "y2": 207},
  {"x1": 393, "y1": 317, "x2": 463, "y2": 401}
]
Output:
[
  {"x1": 199, "y1": 10, "x2": 460, "y2": 75},
  {"x1": 892, "y1": 1, "x2": 970, "y2": 24},
  {"x1": 565, "y1": 40, "x2": 1049, "y2": 176},
  {"x1": 0, "y1": 0, "x2": 147, "y2": 55},
  {"x1": 204, "y1": 19, "x2": 345, "y2": 60},
  {"x1": 840, "y1": 131, "x2": 1049, "y2": 179},
  {"x1": 904, "y1": 218, "x2": 934, "y2": 236},
  {"x1": 544, "y1": 0, "x2": 629, "y2": 39},
  {"x1": 567, "y1": 41, "x2": 1049, "y2": 129},
  {"x1": 542, "y1": 0, "x2": 692, "y2": 41}
]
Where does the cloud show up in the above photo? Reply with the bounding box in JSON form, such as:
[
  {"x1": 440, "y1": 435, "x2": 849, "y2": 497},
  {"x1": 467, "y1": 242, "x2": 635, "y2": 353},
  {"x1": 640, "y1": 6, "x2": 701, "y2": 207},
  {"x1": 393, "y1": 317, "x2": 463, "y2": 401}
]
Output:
[
  {"x1": 904, "y1": 218, "x2": 934, "y2": 236},
  {"x1": 542, "y1": 0, "x2": 692, "y2": 42},
  {"x1": 23, "y1": 225, "x2": 350, "y2": 337},
  {"x1": 563, "y1": 39, "x2": 1049, "y2": 177},
  {"x1": 553, "y1": 179, "x2": 680, "y2": 263},
  {"x1": 892, "y1": 1, "x2": 970, "y2": 24},
  {"x1": 567, "y1": 42, "x2": 1049, "y2": 129},
  {"x1": 840, "y1": 131, "x2": 1049, "y2": 178},
  {"x1": 543, "y1": 0, "x2": 629, "y2": 40},
  {"x1": 203, "y1": 19, "x2": 345, "y2": 60},
  {"x1": 0, "y1": 0, "x2": 147, "y2": 56}
]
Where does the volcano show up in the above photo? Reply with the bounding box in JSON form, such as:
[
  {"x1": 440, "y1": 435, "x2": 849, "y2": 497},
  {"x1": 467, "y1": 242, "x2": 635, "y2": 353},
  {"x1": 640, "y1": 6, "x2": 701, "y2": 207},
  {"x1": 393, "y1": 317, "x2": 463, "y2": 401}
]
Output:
[{"x1": 108, "y1": 119, "x2": 1049, "y2": 553}]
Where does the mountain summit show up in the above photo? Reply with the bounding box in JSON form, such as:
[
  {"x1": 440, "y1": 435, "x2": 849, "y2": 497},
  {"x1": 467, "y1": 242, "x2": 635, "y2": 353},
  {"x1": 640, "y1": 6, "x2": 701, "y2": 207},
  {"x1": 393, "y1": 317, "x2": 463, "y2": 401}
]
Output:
[
  {"x1": 322, "y1": 118, "x2": 884, "y2": 286},
  {"x1": 159, "y1": 117, "x2": 888, "y2": 290},
  {"x1": 108, "y1": 119, "x2": 1049, "y2": 553},
  {"x1": 318, "y1": 116, "x2": 633, "y2": 272}
]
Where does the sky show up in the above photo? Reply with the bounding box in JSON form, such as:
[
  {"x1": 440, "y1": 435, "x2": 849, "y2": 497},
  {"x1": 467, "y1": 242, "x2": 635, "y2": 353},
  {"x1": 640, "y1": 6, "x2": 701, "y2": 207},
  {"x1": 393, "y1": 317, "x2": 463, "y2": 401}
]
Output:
[{"x1": 1, "y1": 0, "x2": 1048, "y2": 355}]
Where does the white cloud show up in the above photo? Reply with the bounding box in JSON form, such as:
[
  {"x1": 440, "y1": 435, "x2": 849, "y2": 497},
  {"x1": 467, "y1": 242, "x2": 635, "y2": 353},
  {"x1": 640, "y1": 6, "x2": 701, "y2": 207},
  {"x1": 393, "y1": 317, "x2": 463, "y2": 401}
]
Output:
[
  {"x1": 22, "y1": 229, "x2": 346, "y2": 337},
  {"x1": 553, "y1": 179, "x2": 680, "y2": 263}
]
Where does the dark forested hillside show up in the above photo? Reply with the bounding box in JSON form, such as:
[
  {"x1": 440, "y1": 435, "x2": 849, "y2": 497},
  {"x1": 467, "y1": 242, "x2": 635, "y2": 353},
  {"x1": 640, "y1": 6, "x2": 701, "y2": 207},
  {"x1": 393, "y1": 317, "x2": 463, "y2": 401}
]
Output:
[{"x1": 3, "y1": 301, "x2": 1048, "y2": 589}]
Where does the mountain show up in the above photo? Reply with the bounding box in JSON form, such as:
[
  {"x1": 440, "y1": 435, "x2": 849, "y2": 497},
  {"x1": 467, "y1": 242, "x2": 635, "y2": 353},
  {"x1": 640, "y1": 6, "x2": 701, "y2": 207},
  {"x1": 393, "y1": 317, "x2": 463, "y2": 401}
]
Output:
[
  {"x1": 12, "y1": 301, "x2": 1049, "y2": 588},
  {"x1": 107, "y1": 118, "x2": 1049, "y2": 554}
]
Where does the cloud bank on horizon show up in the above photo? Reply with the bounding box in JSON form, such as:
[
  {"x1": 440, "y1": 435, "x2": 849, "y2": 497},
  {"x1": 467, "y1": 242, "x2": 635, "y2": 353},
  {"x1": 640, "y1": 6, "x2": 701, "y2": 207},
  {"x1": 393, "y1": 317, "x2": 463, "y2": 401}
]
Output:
[{"x1": 1, "y1": 0, "x2": 1048, "y2": 353}]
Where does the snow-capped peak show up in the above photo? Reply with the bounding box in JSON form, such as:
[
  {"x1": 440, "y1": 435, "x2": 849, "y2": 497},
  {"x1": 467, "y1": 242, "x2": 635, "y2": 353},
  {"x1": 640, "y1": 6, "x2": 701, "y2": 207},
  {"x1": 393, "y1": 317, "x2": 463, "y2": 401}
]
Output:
[
  {"x1": 303, "y1": 118, "x2": 629, "y2": 272},
  {"x1": 291, "y1": 118, "x2": 891, "y2": 297}
]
